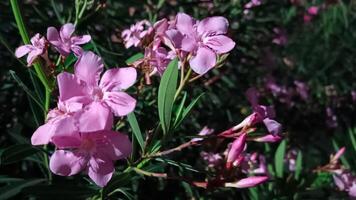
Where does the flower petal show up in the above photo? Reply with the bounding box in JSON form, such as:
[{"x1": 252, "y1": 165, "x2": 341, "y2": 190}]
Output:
[
  {"x1": 50, "y1": 150, "x2": 87, "y2": 176},
  {"x1": 189, "y1": 47, "x2": 216, "y2": 75},
  {"x1": 15, "y1": 45, "x2": 32, "y2": 58},
  {"x1": 197, "y1": 16, "x2": 229, "y2": 35},
  {"x1": 88, "y1": 156, "x2": 114, "y2": 187},
  {"x1": 71, "y1": 35, "x2": 91, "y2": 45},
  {"x1": 176, "y1": 13, "x2": 196, "y2": 36},
  {"x1": 181, "y1": 36, "x2": 197, "y2": 52},
  {"x1": 77, "y1": 102, "x2": 113, "y2": 133},
  {"x1": 57, "y1": 72, "x2": 88, "y2": 102},
  {"x1": 103, "y1": 91, "x2": 136, "y2": 117},
  {"x1": 60, "y1": 23, "x2": 75, "y2": 40},
  {"x1": 31, "y1": 123, "x2": 54, "y2": 145},
  {"x1": 99, "y1": 67, "x2": 137, "y2": 92},
  {"x1": 263, "y1": 118, "x2": 282, "y2": 135},
  {"x1": 95, "y1": 130, "x2": 132, "y2": 160},
  {"x1": 47, "y1": 27, "x2": 61, "y2": 46},
  {"x1": 74, "y1": 51, "x2": 104, "y2": 86},
  {"x1": 203, "y1": 35, "x2": 235, "y2": 54},
  {"x1": 26, "y1": 50, "x2": 41, "y2": 66}
]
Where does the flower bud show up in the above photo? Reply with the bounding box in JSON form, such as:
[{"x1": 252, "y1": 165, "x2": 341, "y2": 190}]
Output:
[{"x1": 225, "y1": 176, "x2": 268, "y2": 188}]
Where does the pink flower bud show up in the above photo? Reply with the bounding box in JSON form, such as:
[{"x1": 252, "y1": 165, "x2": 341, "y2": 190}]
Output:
[
  {"x1": 226, "y1": 133, "x2": 247, "y2": 168},
  {"x1": 308, "y1": 6, "x2": 319, "y2": 15},
  {"x1": 252, "y1": 134, "x2": 282, "y2": 143},
  {"x1": 225, "y1": 176, "x2": 268, "y2": 188},
  {"x1": 233, "y1": 155, "x2": 245, "y2": 167},
  {"x1": 332, "y1": 147, "x2": 346, "y2": 162}
]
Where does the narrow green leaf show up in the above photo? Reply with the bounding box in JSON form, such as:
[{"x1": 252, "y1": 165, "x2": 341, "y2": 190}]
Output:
[
  {"x1": 0, "y1": 179, "x2": 45, "y2": 199},
  {"x1": 158, "y1": 58, "x2": 178, "y2": 134},
  {"x1": 9, "y1": 70, "x2": 45, "y2": 111},
  {"x1": 173, "y1": 92, "x2": 187, "y2": 127},
  {"x1": 0, "y1": 144, "x2": 40, "y2": 165},
  {"x1": 127, "y1": 112, "x2": 145, "y2": 152},
  {"x1": 174, "y1": 93, "x2": 204, "y2": 129},
  {"x1": 348, "y1": 127, "x2": 356, "y2": 152},
  {"x1": 274, "y1": 140, "x2": 286, "y2": 178},
  {"x1": 295, "y1": 150, "x2": 303, "y2": 180},
  {"x1": 23, "y1": 184, "x2": 97, "y2": 199},
  {"x1": 126, "y1": 53, "x2": 144, "y2": 65}
]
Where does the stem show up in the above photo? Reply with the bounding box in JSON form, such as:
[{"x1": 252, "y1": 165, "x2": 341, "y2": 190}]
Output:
[
  {"x1": 174, "y1": 68, "x2": 192, "y2": 101},
  {"x1": 10, "y1": 0, "x2": 52, "y2": 112}
]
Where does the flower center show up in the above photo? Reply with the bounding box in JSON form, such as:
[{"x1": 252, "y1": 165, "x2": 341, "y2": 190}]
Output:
[
  {"x1": 80, "y1": 138, "x2": 96, "y2": 152},
  {"x1": 91, "y1": 87, "x2": 103, "y2": 101}
]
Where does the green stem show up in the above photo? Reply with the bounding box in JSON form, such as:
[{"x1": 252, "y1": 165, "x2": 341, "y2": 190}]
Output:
[
  {"x1": 174, "y1": 68, "x2": 192, "y2": 101},
  {"x1": 10, "y1": 0, "x2": 52, "y2": 112}
]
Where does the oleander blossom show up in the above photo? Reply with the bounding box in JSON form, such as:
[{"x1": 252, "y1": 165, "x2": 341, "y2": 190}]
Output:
[
  {"x1": 60, "y1": 51, "x2": 137, "y2": 132},
  {"x1": 122, "y1": 20, "x2": 153, "y2": 48},
  {"x1": 15, "y1": 33, "x2": 47, "y2": 66},
  {"x1": 49, "y1": 130, "x2": 132, "y2": 187},
  {"x1": 171, "y1": 13, "x2": 235, "y2": 75},
  {"x1": 47, "y1": 23, "x2": 91, "y2": 57}
]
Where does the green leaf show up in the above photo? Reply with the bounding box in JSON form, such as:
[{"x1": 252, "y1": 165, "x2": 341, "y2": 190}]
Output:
[
  {"x1": 0, "y1": 144, "x2": 41, "y2": 165},
  {"x1": 127, "y1": 112, "x2": 145, "y2": 152},
  {"x1": 294, "y1": 150, "x2": 303, "y2": 180},
  {"x1": 348, "y1": 127, "x2": 356, "y2": 152},
  {"x1": 126, "y1": 53, "x2": 144, "y2": 65},
  {"x1": 173, "y1": 92, "x2": 187, "y2": 126},
  {"x1": 0, "y1": 179, "x2": 45, "y2": 199},
  {"x1": 158, "y1": 58, "x2": 178, "y2": 134},
  {"x1": 274, "y1": 140, "x2": 286, "y2": 178},
  {"x1": 9, "y1": 70, "x2": 45, "y2": 111},
  {"x1": 174, "y1": 93, "x2": 204, "y2": 129}
]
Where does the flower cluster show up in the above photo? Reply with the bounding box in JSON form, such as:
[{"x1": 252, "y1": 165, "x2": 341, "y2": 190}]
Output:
[
  {"x1": 16, "y1": 24, "x2": 137, "y2": 187},
  {"x1": 122, "y1": 13, "x2": 235, "y2": 76},
  {"x1": 15, "y1": 23, "x2": 91, "y2": 66}
]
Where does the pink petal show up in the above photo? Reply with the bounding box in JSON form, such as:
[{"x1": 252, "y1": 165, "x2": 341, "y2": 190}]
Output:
[
  {"x1": 165, "y1": 29, "x2": 183, "y2": 49},
  {"x1": 49, "y1": 150, "x2": 87, "y2": 176},
  {"x1": 52, "y1": 131, "x2": 81, "y2": 149},
  {"x1": 71, "y1": 35, "x2": 91, "y2": 45},
  {"x1": 333, "y1": 147, "x2": 346, "y2": 161},
  {"x1": 227, "y1": 133, "x2": 247, "y2": 163},
  {"x1": 71, "y1": 45, "x2": 84, "y2": 57},
  {"x1": 47, "y1": 27, "x2": 61, "y2": 46},
  {"x1": 99, "y1": 67, "x2": 137, "y2": 92},
  {"x1": 95, "y1": 131, "x2": 132, "y2": 160},
  {"x1": 77, "y1": 102, "x2": 113, "y2": 133},
  {"x1": 263, "y1": 118, "x2": 282, "y2": 135},
  {"x1": 15, "y1": 45, "x2": 32, "y2": 58},
  {"x1": 181, "y1": 36, "x2": 197, "y2": 52},
  {"x1": 74, "y1": 51, "x2": 104, "y2": 86},
  {"x1": 60, "y1": 23, "x2": 75, "y2": 40},
  {"x1": 26, "y1": 50, "x2": 41, "y2": 66},
  {"x1": 103, "y1": 91, "x2": 136, "y2": 117},
  {"x1": 348, "y1": 183, "x2": 356, "y2": 197},
  {"x1": 253, "y1": 134, "x2": 282, "y2": 143},
  {"x1": 31, "y1": 123, "x2": 54, "y2": 145},
  {"x1": 189, "y1": 47, "x2": 216, "y2": 75},
  {"x1": 57, "y1": 72, "x2": 88, "y2": 102},
  {"x1": 225, "y1": 176, "x2": 268, "y2": 188},
  {"x1": 176, "y1": 13, "x2": 196, "y2": 36},
  {"x1": 88, "y1": 156, "x2": 114, "y2": 187},
  {"x1": 197, "y1": 16, "x2": 229, "y2": 36},
  {"x1": 203, "y1": 35, "x2": 235, "y2": 54}
]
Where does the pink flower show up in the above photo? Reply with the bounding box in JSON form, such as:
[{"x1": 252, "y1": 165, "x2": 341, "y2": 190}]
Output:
[
  {"x1": 173, "y1": 13, "x2": 235, "y2": 75},
  {"x1": 226, "y1": 133, "x2": 247, "y2": 168},
  {"x1": 145, "y1": 47, "x2": 173, "y2": 76},
  {"x1": 192, "y1": 126, "x2": 214, "y2": 142},
  {"x1": 294, "y1": 80, "x2": 309, "y2": 101},
  {"x1": 121, "y1": 20, "x2": 153, "y2": 48},
  {"x1": 49, "y1": 130, "x2": 132, "y2": 187},
  {"x1": 47, "y1": 23, "x2": 91, "y2": 57},
  {"x1": 63, "y1": 51, "x2": 137, "y2": 132},
  {"x1": 244, "y1": 0, "x2": 262, "y2": 9},
  {"x1": 200, "y1": 151, "x2": 223, "y2": 168},
  {"x1": 225, "y1": 176, "x2": 268, "y2": 188},
  {"x1": 15, "y1": 33, "x2": 47, "y2": 66},
  {"x1": 307, "y1": 6, "x2": 319, "y2": 15},
  {"x1": 252, "y1": 134, "x2": 282, "y2": 143},
  {"x1": 272, "y1": 28, "x2": 287, "y2": 46}
]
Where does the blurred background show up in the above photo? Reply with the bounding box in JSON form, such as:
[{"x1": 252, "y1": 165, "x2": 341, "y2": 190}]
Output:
[{"x1": 0, "y1": 0, "x2": 355, "y2": 199}]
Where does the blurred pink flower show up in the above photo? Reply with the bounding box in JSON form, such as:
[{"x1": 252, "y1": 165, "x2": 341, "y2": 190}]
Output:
[
  {"x1": 326, "y1": 107, "x2": 338, "y2": 128},
  {"x1": 294, "y1": 80, "x2": 309, "y2": 101},
  {"x1": 244, "y1": 0, "x2": 262, "y2": 9},
  {"x1": 192, "y1": 126, "x2": 214, "y2": 142},
  {"x1": 49, "y1": 130, "x2": 132, "y2": 187},
  {"x1": 121, "y1": 20, "x2": 153, "y2": 48},
  {"x1": 307, "y1": 6, "x2": 319, "y2": 15},
  {"x1": 173, "y1": 13, "x2": 235, "y2": 74},
  {"x1": 272, "y1": 28, "x2": 287, "y2": 46},
  {"x1": 47, "y1": 23, "x2": 91, "y2": 57},
  {"x1": 15, "y1": 33, "x2": 47, "y2": 66},
  {"x1": 225, "y1": 176, "x2": 268, "y2": 188},
  {"x1": 252, "y1": 134, "x2": 282, "y2": 143},
  {"x1": 200, "y1": 151, "x2": 222, "y2": 168}
]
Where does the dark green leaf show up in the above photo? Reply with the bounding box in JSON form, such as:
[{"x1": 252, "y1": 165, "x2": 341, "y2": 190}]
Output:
[
  {"x1": 23, "y1": 184, "x2": 97, "y2": 199},
  {"x1": 127, "y1": 112, "x2": 145, "y2": 152},
  {"x1": 174, "y1": 93, "x2": 204, "y2": 129},
  {"x1": 294, "y1": 150, "x2": 302, "y2": 180},
  {"x1": 274, "y1": 140, "x2": 286, "y2": 178},
  {"x1": 0, "y1": 144, "x2": 41, "y2": 165},
  {"x1": 0, "y1": 179, "x2": 45, "y2": 199},
  {"x1": 158, "y1": 58, "x2": 178, "y2": 134}
]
